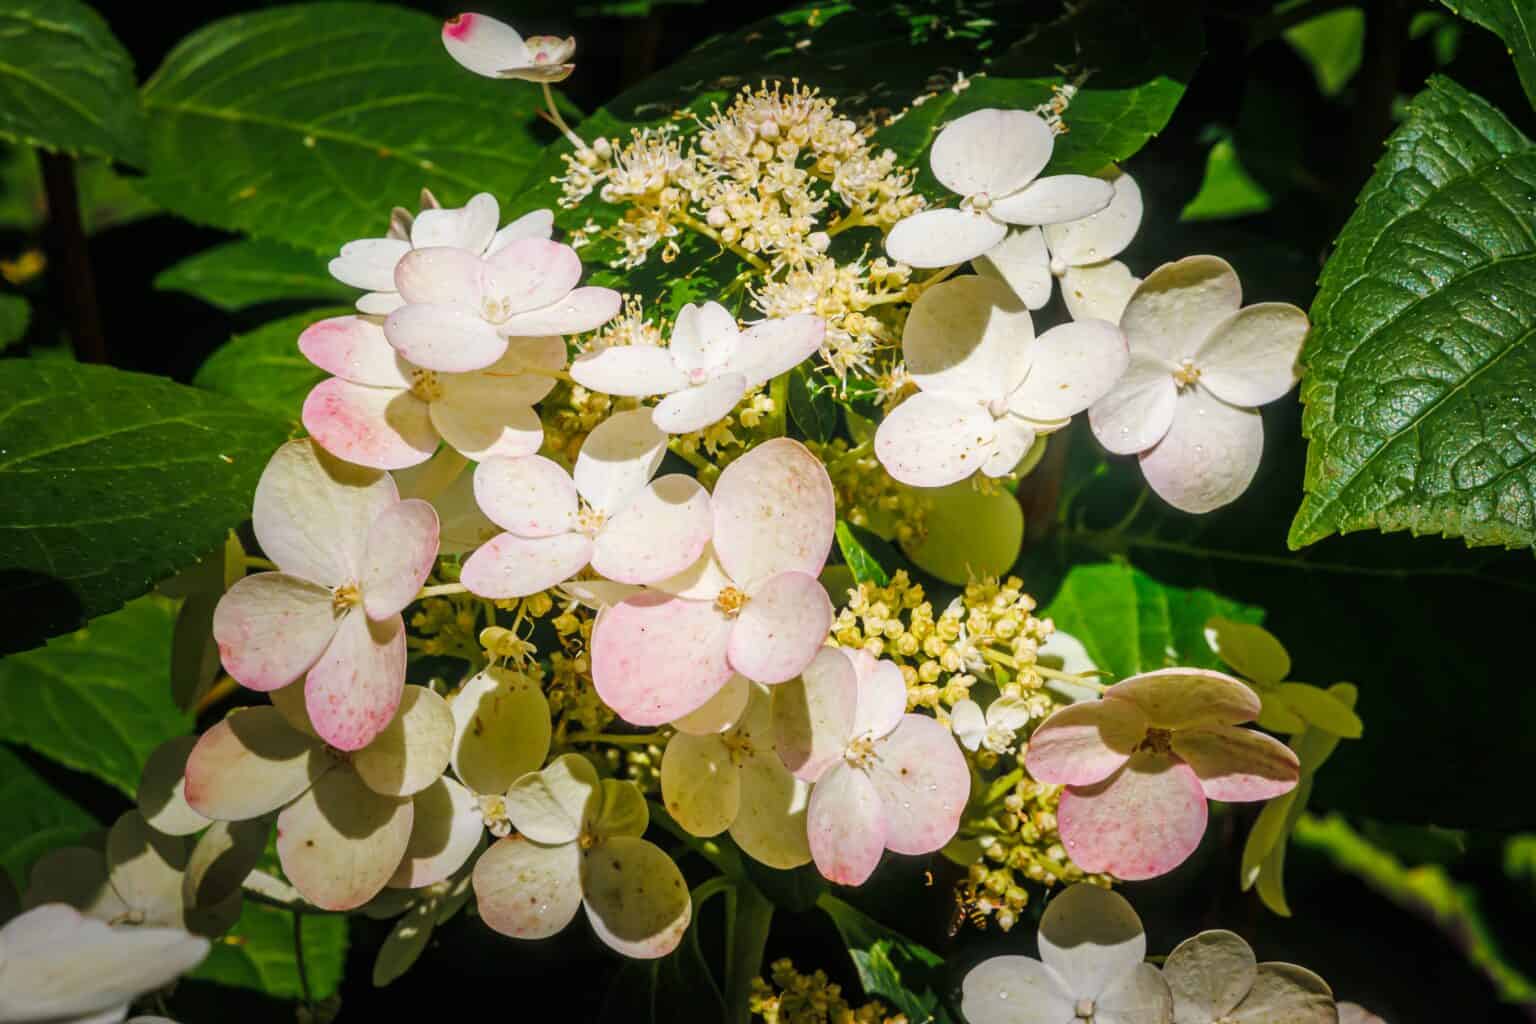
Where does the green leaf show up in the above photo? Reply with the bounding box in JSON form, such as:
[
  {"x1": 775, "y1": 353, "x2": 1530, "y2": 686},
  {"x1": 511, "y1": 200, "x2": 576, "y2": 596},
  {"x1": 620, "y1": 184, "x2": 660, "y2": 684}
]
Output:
[
  {"x1": 0, "y1": 744, "x2": 94, "y2": 887},
  {"x1": 836, "y1": 520, "x2": 889, "y2": 586},
  {"x1": 190, "y1": 900, "x2": 349, "y2": 1001},
  {"x1": 1284, "y1": 7, "x2": 1366, "y2": 96},
  {"x1": 0, "y1": 147, "x2": 157, "y2": 234},
  {"x1": 0, "y1": 0, "x2": 145, "y2": 164},
  {"x1": 1042, "y1": 562, "x2": 1263, "y2": 680},
  {"x1": 157, "y1": 240, "x2": 353, "y2": 312},
  {"x1": 0, "y1": 292, "x2": 29, "y2": 349},
  {"x1": 819, "y1": 893, "x2": 954, "y2": 1024},
  {"x1": 0, "y1": 596, "x2": 192, "y2": 794},
  {"x1": 139, "y1": 3, "x2": 544, "y2": 255},
  {"x1": 787, "y1": 367, "x2": 837, "y2": 444},
  {"x1": 1291, "y1": 76, "x2": 1536, "y2": 552},
  {"x1": 901, "y1": 482, "x2": 1024, "y2": 586},
  {"x1": 194, "y1": 308, "x2": 346, "y2": 425},
  {"x1": 1440, "y1": 0, "x2": 1536, "y2": 107},
  {"x1": 1180, "y1": 137, "x2": 1273, "y2": 221},
  {"x1": 0, "y1": 360, "x2": 292, "y2": 652}
]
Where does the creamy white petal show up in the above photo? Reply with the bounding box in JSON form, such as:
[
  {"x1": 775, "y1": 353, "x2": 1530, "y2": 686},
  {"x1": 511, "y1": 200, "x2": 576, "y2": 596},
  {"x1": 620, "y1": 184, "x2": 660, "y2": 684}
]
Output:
[
  {"x1": 1140, "y1": 388, "x2": 1264, "y2": 514},
  {"x1": 990, "y1": 175, "x2": 1115, "y2": 227},
  {"x1": 976, "y1": 227, "x2": 1053, "y2": 309},
  {"x1": 886, "y1": 208, "x2": 1008, "y2": 269}
]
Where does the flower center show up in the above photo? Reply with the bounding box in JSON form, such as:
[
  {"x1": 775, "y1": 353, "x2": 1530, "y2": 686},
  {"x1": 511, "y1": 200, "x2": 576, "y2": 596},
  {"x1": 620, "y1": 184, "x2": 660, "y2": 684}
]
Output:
[
  {"x1": 577, "y1": 830, "x2": 598, "y2": 850},
  {"x1": 481, "y1": 295, "x2": 514, "y2": 324},
  {"x1": 844, "y1": 734, "x2": 878, "y2": 769},
  {"x1": 1172, "y1": 359, "x2": 1202, "y2": 390},
  {"x1": 576, "y1": 502, "x2": 608, "y2": 537},
  {"x1": 1139, "y1": 727, "x2": 1174, "y2": 755},
  {"x1": 715, "y1": 586, "x2": 749, "y2": 617},
  {"x1": 478, "y1": 794, "x2": 513, "y2": 837},
  {"x1": 409, "y1": 368, "x2": 444, "y2": 403},
  {"x1": 1075, "y1": 998, "x2": 1096, "y2": 1020},
  {"x1": 721, "y1": 730, "x2": 756, "y2": 767},
  {"x1": 984, "y1": 396, "x2": 1010, "y2": 419},
  {"x1": 964, "y1": 191, "x2": 993, "y2": 212},
  {"x1": 331, "y1": 582, "x2": 362, "y2": 613}
]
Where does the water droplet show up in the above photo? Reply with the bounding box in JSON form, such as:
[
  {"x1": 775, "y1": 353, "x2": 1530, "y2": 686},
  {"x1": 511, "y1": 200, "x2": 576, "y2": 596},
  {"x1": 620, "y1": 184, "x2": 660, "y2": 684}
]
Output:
[{"x1": 999, "y1": 991, "x2": 1010, "y2": 1001}]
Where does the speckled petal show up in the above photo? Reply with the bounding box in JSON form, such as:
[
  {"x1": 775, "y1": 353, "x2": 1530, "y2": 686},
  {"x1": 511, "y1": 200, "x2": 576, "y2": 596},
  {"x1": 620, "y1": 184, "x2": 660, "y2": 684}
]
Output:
[
  {"x1": 304, "y1": 610, "x2": 407, "y2": 752},
  {"x1": 581, "y1": 836, "x2": 691, "y2": 959},
  {"x1": 1171, "y1": 726, "x2": 1300, "y2": 802},
  {"x1": 729, "y1": 571, "x2": 832, "y2": 685},
  {"x1": 212, "y1": 573, "x2": 336, "y2": 692},
  {"x1": 360, "y1": 499, "x2": 439, "y2": 619},
  {"x1": 807, "y1": 762, "x2": 886, "y2": 885},
  {"x1": 302, "y1": 379, "x2": 438, "y2": 471},
  {"x1": 712, "y1": 437, "x2": 836, "y2": 589},
  {"x1": 183, "y1": 707, "x2": 323, "y2": 821},
  {"x1": 869, "y1": 715, "x2": 968, "y2": 855},
  {"x1": 473, "y1": 833, "x2": 582, "y2": 939},
  {"x1": 1057, "y1": 752, "x2": 1208, "y2": 881},
  {"x1": 276, "y1": 768, "x2": 413, "y2": 911},
  {"x1": 591, "y1": 593, "x2": 736, "y2": 725}
]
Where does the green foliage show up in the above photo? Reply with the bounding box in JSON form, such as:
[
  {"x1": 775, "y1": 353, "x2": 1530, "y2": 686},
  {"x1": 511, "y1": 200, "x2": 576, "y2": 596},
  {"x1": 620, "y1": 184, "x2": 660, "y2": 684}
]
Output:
[
  {"x1": 1441, "y1": 0, "x2": 1536, "y2": 107},
  {"x1": 139, "y1": 3, "x2": 545, "y2": 255},
  {"x1": 1284, "y1": 7, "x2": 1366, "y2": 96},
  {"x1": 1292, "y1": 76, "x2": 1536, "y2": 551},
  {"x1": 0, "y1": 595, "x2": 192, "y2": 795},
  {"x1": 0, "y1": 360, "x2": 292, "y2": 652},
  {"x1": 194, "y1": 307, "x2": 347, "y2": 425},
  {"x1": 599, "y1": 888, "x2": 726, "y2": 1023},
  {"x1": 1042, "y1": 561, "x2": 1263, "y2": 680},
  {"x1": 1181, "y1": 137, "x2": 1274, "y2": 221},
  {"x1": 787, "y1": 367, "x2": 838, "y2": 445},
  {"x1": 0, "y1": 744, "x2": 94, "y2": 887},
  {"x1": 836, "y1": 520, "x2": 889, "y2": 586},
  {"x1": 0, "y1": 147, "x2": 157, "y2": 234},
  {"x1": 0, "y1": 0, "x2": 145, "y2": 165},
  {"x1": 819, "y1": 893, "x2": 954, "y2": 1024},
  {"x1": 191, "y1": 900, "x2": 350, "y2": 1001},
  {"x1": 157, "y1": 240, "x2": 353, "y2": 312},
  {"x1": 0, "y1": 292, "x2": 29, "y2": 349}
]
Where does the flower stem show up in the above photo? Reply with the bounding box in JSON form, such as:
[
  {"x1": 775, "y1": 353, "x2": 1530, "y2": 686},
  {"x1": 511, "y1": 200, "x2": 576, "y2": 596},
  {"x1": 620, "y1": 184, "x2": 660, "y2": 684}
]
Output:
[
  {"x1": 676, "y1": 211, "x2": 771, "y2": 272},
  {"x1": 563, "y1": 730, "x2": 664, "y2": 747},
  {"x1": 541, "y1": 81, "x2": 590, "y2": 153},
  {"x1": 724, "y1": 883, "x2": 774, "y2": 1024},
  {"x1": 768, "y1": 372, "x2": 790, "y2": 437},
  {"x1": 294, "y1": 909, "x2": 313, "y2": 1007},
  {"x1": 826, "y1": 208, "x2": 867, "y2": 237}
]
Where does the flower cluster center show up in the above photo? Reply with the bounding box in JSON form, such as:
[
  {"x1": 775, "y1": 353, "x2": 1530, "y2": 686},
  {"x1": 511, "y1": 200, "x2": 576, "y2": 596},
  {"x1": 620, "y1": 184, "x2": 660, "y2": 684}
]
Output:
[
  {"x1": 1074, "y1": 998, "x2": 1096, "y2": 1020},
  {"x1": 331, "y1": 582, "x2": 362, "y2": 613},
  {"x1": 1172, "y1": 359, "x2": 1202, "y2": 389},
  {"x1": 409, "y1": 368, "x2": 444, "y2": 403},
  {"x1": 576, "y1": 503, "x2": 608, "y2": 537},
  {"x1": 478, "y1": 794, "x2": 513, "y2": 837},
  {"x1": 844, "y1": 733, "x2": 878, "y2": 769},
  {"x1": 1139, "y1": 727, "x2": 1174, "y2": 755},
  {"x1": 481, "y1": 295, "x2": 514, "y2": 324},
  {"x1": 715, "y1": 586, "x2": 750, "y2": 616}
]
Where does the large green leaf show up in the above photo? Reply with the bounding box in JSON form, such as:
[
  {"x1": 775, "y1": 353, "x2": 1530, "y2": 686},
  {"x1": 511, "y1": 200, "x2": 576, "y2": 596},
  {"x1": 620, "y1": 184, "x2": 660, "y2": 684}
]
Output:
[
  {"x1": 0, "y1": 744, "x2": 94, "y2": 887},
  {"x1": 194, "y1": 307, "x2": 346, "y2": 425},
  {"x1": 0, "y1": 0, "x2": 145, "y2": 165},
  {"x1": 819, "y1": 893, "x2": 954, "y2": 1024},
  {"x1": 191, "y1": 900, "x2": 349, "y2": 1001},
  {"x1": 157, "y1": 240, "x2": 353, "y2": 312},
  {"x1": 0, "y1": 292, "x2": 28, "y2": 349},
  {"x1": 0, "y1": 360, "x2": 292, "y2": 652},
  {"x1": 1041, "y1": 562, "x2": 1263, "y2": 680},
  {"x1": 1291, "y1": 76, "x2": 1536, "y2": 551},
  {"x1": 1441, "y1": 0, "x2": 1536, "y2": 107},
  {"x1": 139, "y1": 3, "x2": 545, "y2": 255},
  {"x1": 0, "y1": 596, "x2": 191, "y2": 795}
]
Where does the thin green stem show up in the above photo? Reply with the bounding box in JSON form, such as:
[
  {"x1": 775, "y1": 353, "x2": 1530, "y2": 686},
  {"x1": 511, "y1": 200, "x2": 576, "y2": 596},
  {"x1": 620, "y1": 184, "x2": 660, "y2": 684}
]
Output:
[
  {"x1": 826, "y1": 208, "x2": 867, "y2": 237},
  {"x1": 563, "y1": 730, "x2": 664, "y2": 747},
  {"x1": 768, "y1": 372, "x2": 790, "y2": 437},
  {"x1": 293, "y1": 910, "x2": 313, "y2": 1007},
  {"x1": 676, "y1": 211, "x2": 771, "y2": 271},
  {"x1": 541, "y1": 81, "x2": 589, "y2": 153},
  {"x1": 724, "y1": 883, "x2": 774, "y2": 1024}
]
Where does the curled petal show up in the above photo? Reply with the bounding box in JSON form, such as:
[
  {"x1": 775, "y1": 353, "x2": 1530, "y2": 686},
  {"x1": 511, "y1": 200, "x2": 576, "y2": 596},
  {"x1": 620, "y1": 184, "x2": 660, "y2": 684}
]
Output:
[
  {"x1": 276, "y1": 768, "x2": 414, "y2": 911},
  {"x1": 870, "y1": 715, "x2": 969, "y2": 856},
  {"x1": 503, "y1": 753, "x2": 597, "y2": 845},
  {"x1": 385, "y1": 303, "x2": 507, "y2": 373},
  {"x1": 361, "y1": 499, "x2": 439, "y2": 619},
  {"x1": 252, "y1": 438, "x2": 396, "y2": 585},
  {"x1": 442, "y1": 13, "x2": 530, "y2": 78},
  {"x1": 668, "y1": 302, "x2": 740, "y2": 373},
  {"x1": 581, "y1": 836, "x2": 691, "y2": 959},
  {"x1": 212, "y1": 573, "x2": 335, "y2": 692},
  {"x1": 989, "y1": 174, "x2": 1115, "y2": 226},
  {"x1": 591, "y1": 593, "x2": 736, "y2": 725},
  {"x1": 304, "y1": 610, "x2": 407, "y2": 752},
  {"x1": 184, "y1": 707, "x2": 323, "y2": 821},
  {"x1": 875, "y1": 392, "x2": 997, "y2": 488},
  {"x1": 1023, "y1": 698, "x2": 1148, "y2": 787},
  {"x1": 460, "y1": 531, "x2": 593, "y2": 598},
  {"x1": 773, "y1": 646, "x2": 858, "y2": 782},
  {"x1": 1088, "y1": 354, "x2": 1179, "y2": 455},
  {"x1": 569, "y1": 345, "x2": 689, "y2": 397},
  {"x1": 729, "y1": 572, "x2": 833, "y2": 685},
  {"x1": 712, "y1": 437, "x2": 836, "y2": 587},
  {"x1": 1121, "y1": 255, "x2": 1242, "y2": 364},
  {"x1": 950, "y1": 699, "x2": 986, "y2": 751},
  {"x1": 330, "y1": 238, "x2": 409, "y2": 292},
  {"x1": 353, "y1": 685, "x2": 455, "y2": 798},
  {"x1": 473, "y1": 833, "x2": 582, "y2": 939},
  {"x1": 302, "y1": 379, "x2": 438, "y2": 471},
  {"x1": 1058, "y1": 752, "x2": 1208, "y2": 880},
  {"x1": 886, "y1": 208, "x2": 1008, "y2": 269},
  {"x1": 451, "y1": 667, "x2": 552, "y2": 796},
  {"x1": 807, "y1": 763, "x2": 886, "y2": 886},
  {"x1": 388, "y1": 777, "x2": 484, "y2": 888},
  {"x1": 930, "y1": 108, "x2": 1053, "y2": 200},
  {"x1": 652, "y1": 373, "x2": 748, "y2": 434},
  {"x1": 1037, "y1": 883, "x2": 1148, "y2": 1001},
  {"x1": 1104, "y1": 668, "x2": 1262, "y2": 730},
  {"x1": 298, "y1": 315, "x2": 412, "y2": 388},
  {"x1": 1140, "y1": 387, "x2": 1264, "y2": 514},
  {"x1": 1171, "y1": 726, "x2": 1300, "y2": 802},
  {"x1": 592, "y1": 475, "x2": 713, "y2": 585},
  {"x1": 1195, "y1": 303, "x2": 1308, "y2": 408}
]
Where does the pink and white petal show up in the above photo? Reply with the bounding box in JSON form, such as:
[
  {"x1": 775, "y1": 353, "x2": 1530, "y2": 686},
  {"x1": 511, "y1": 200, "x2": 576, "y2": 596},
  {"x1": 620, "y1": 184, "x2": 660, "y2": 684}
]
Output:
[
  {"x1": 660, "y1": 733, "x2": 738, "y2": 837},
  {"x1": 712, "y1": 437, "x2": 836, "y2": 586},
  {"x1": 869, "y1": 714, "x2": 969, "y2": 855},
  {"x1": 960, "y1": 956, "x2": 1077, "y2": 1024},
  {"x1": 252, "y1": 438, "x2": 397, "y2": 585},
  {"x1": 393, "y1": 247, "x2": 484, "y2": 307},
  {"x1": 990, "y1": 175, "x2": 1115, "y2": 227},
  {"x1": 592, "y1": 593, "x2": 737, "y2": 725},
  {"x1": 451, "y1": 667, "x2": 551, "y2": 795},
  {"x1": 1203, "y1": 617, "x2": 1291, "y2": 687},
  {"x1": 807, "y1": 762, "x2": 887, "y2": 886},
  {"x1": 1087, "y1": 354, "x2": 1179, "y2": 455},
  {"x1": 137, "y1": 737, "x2": 209, "y2": 837},
  {"x1": 298, "y1": 316, "x2": 412, "y2": 388},
  {"x1": 559, "y1": 578, "x2": 644, "y2": 609},
  {"x1": 360, "y1": 499, "x2": 439, "y2": 619},
  {"x1": 1163, "y1": 929, "x2": 1256, "y2": 1022},
  {"x1": 729, "y1": 571, "x2": 832, "y2": 685},
  {"x1": 388, "y1": 777, "x2": 484, "y2": 888},
  {"x1": 569, "y1": 345, "x2": 689, "y2": 397},
  {"x1": 304, "y1": 610, "x2": 407, "y2": 752},
  {"x1": 1058, "y1": 752, "x2": 1209, "y2": 880},
  {"x1": 651, "y1": 373, "x2": 748, "y2": 434},
  {"x1": 1095, "y1": 963, "x2": 1175, "y2": 1024},
  {"x1": 731, "y1": 747, "x2": 812, "y2": 869},
  {"x1": 1103, "y1": 669, "x2": 1261, "y2": 729},
  {"x1": 875, "y1": 392, "x2": 996, "y2": 488},
  {"x1": 1172, "y1": 726, "x2": 1300, "y2": 802},
  {"x1": 930, "y1": 108, "x2": 1054, "y2": 199},
  {"x1": 429, "y1": 392, "x2": 543, "y2": 463},
  {"x1": 671, "y1": 674, "x2": 751, "y2": 736},
  {"x1": 1139, "y1": 388, "x2": 1264, "y2": 514},
  {"x1": 409, "y1": 193, "x2": 498, "y2": 252},
  {"x1": 1120, "y1": 255, "x2": 1242, "y2": 364},
  {"x1": 975, "y1": 227, "x2": 1053, "y2": 309},
  {"x1": 352, "y1": 685, "x2": 454, "y2": 798},
  {"x1": 592, "y1": 475, "x2": 713, "y2": 585},
  {"x1": 385, "y1": 303, "x2": 508, "y2": 373},
  {"x1": 1044, "y1": 169, "x2": 1143, "y2": 266},
  {"x1": 902, "y1": 275, "x2": 1033, "y2": 398},
  {"x1": 773, "y1": 646, "x2": 858, "y2": 782},
  {"x1": 356, "y1": 290, "x2": 404, "y2": 316},
  {"x1": 581, "y1": 836, "x2": 691, "y2": 959},
  {"x1": 441, "y1": 12, "x2": 530, "y2": 78},
  {"x1": 503, "y1": 754, "x2": 597, "y2": 845},
  {"x1": 667, "y1": 302, "x2": 740, "y2": 374},
  {"x1": 1194, "y1": 302, "x2": 1308, "y2": 407},
  {"x1": 574, "y1": 406, "x2": 667, "y2": 515},
  {"x1": 213, "y1": 573, "x2": 336, "y2": 692},
  {"x1": 846, "y1": 649, "x2": 904, "y2": 740},
  {"x1": 485, "y1": 208, "x2": 556, "y2": 256},
  {"x1": 472, "y1": 455, "x2": 578, "y2": 536},
  {"x1": 1022, "y1": 698, "x2": 1148, "y2": 787},
  {"x1": 495, "y1": 286, "x2": 622, "y2": 337},
  {"x1": 1009, "y1": 319, "x2": 1128, "y2": 421},
  {"x1": 184, "y1": 707, "x2": 323, "y2": 821},
  {"x1": 885, "y1": 208, "x2": 1008, "y2": 269},
  {"x1": 276, "y1": 767, "x2": 413, "y2": 911},
  {"x1": 460, "y1": 531, "x2": 593, "y2": 598},
  {"x1": 653, "y1": 545, "x2": 733, "y2": 600},
  {"x1": 473, "y1": 834, "x2": 583, "y2": 939},
  {"x1": 980, "y1": 417, "x2": 1035, "y2": 477},
  {"x1": 726, "y1": 314, "x2": 826, "y2": 387},
  {"x1": 1061, "y1": 260, "x2": 1140, "y2": 324},
  {"x1": 483, "y1": 238, "x2": 582, "y2": 316},
  {"x1": 303, "y1": 379, "x2": 438, "y2": 471},
  {"x1": 330, "y1": 238, "x2": 409, "y2": 291},
  {"x1": 1036, "y1": 883, "x2": 1149, "y2": 1000}
]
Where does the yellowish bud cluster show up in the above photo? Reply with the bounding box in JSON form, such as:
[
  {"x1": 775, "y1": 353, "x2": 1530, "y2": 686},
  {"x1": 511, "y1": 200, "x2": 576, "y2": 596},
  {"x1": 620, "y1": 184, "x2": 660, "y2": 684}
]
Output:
[
  {"x1": 407, "y1": 595, "x2": 482, "y2": 661},
  {"x1": 814, "y1": 438, "x2": 930, "y2": 548},
  {"x1": 750, "y1": 959, "x2": 904, "y2": 1024},
  {"x1": 754, "y1": 255, "x2": 911, "y2": 379}
]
